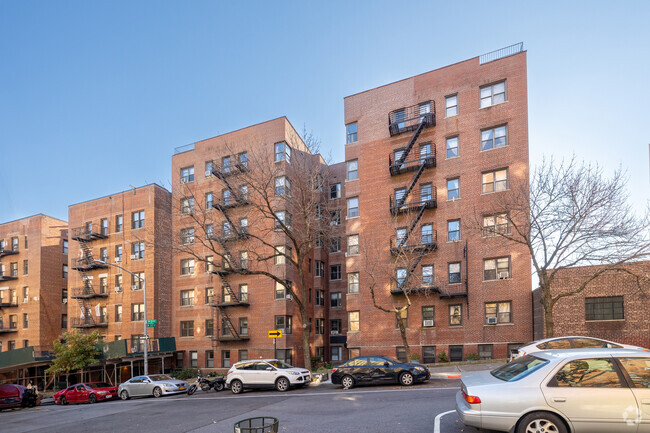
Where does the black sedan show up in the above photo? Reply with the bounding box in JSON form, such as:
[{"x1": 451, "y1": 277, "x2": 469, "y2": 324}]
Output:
[{"x1": 331, "y1": 355, "x2": 430, "y2": 389}]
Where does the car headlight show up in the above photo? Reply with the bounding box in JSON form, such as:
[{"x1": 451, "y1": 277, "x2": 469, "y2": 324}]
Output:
[{"x1": 287, "y1": 371, "x2": 300, "y2": 375}]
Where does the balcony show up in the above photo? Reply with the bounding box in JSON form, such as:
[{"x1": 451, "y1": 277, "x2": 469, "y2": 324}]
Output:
[
  {"x1": 0, "y1": 297, "x2": 18, "y2": 308},
  {"x1": 71, "y1": 226, "x2": 108, "y2": 242},
  {"x1": 390, "y1": 188, "x2": 437, "y2": 215},
  {"x1": 212, "y1": 196, "x2": 250, "y2": 211},
  {"x1": 70, "y1": 286, "x2": 109, "y2": 299},
  {"x1": 0, "y1": 273, "x2": 17, "y2": 282},
  {"x1": 390, "y1": 232, "x2": 437, "y2": 255},
  {"x1": 390, "y1": 283, "x2": 440, "y2": 296},
  {"x1": 214, "y1": 334, "x2": 250, "y2": 342},
  {"x1": 0, "y1": 324, "x2": 18, "y2": 333},
  {"x1": 211, "y1": 161, "x2": 249, "y2": 178},
  {"x1": 389, "y1": 150, "x2": 436, "y2": 176},
  {"x1": 207, "y1": 231, "x2": 250, "y2": 243},
  {"x1": 388, "y1": 101, "x2": 435, "y2": 136},
  {"x1": 71, "y1": 257, "x2": 110, "y2": 271},
  {"x1": 213, "y1": 294, "x2": 250, "y2": 308},
  {"x1": 70, "y1": 315, "x2": 109, "y2": 329},
  {"x1": 0, "y1": 248, "x2": 18, "y2": 258}
]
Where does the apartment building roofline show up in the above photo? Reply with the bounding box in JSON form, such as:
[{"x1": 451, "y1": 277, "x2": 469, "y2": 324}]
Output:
[
  {"x1": 67, "y1": 183, "x2": 170, "y2": 208},
  {"x1": 0, "y1": 213, "x2": 68, "y2": 226}
]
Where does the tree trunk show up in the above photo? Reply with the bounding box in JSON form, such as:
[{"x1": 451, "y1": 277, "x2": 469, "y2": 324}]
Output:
[
  {"x1": 396, "y1": 311, "x2": 410, "y2": 361},
  {"x1": 297, "y1": 267, "x2": 313, "y2": 371},
  {"x1": 540, "y1": 281, "x2": 555, "y2": 338}
]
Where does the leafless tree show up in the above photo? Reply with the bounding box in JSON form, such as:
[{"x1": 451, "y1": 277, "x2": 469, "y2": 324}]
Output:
[{"x1": 471, "y1": 157, "x2": 650, "y2": 337}]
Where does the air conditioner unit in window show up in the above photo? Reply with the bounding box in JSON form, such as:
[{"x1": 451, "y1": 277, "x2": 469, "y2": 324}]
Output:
[
  {"x1": 331, "y1": 330, "x2": 339, "y2": 335},
  {"x1": 131, "y1": 285, "x2": 138, "y2": 291},
  {"x1": 115, "y1": 286, "x2": 122, "y2": 293},
  {"x1": 23, "y1": 297, "x2": 28, "y2": 303},
  {"x1": 205, "y1": 170, "x2": 212, "y2": 177},
  {"x1": 498, "y1": 272, "x2": 510, "y2": 280},
  {"x1": 423, "y1": 320, "x2": 434, "y2": 327},
  {"x1": 130, "y1": 254, "x2": 137, "y2": 260},
  {"x1": 180, "y1": 178, "x2": 188, "y2": 184},
  {"x1": 62, "y1": 298, "x2": 68, "y2": 304},
  {"x1": 115, "y1": 257, "x2": 121, "y2": 263},
  {"x1": 486, "y1": 317, "x2": 498, "y2": 325},
  {"x1": 285, "y1": 294, "x2": 293, "y2": 300}
]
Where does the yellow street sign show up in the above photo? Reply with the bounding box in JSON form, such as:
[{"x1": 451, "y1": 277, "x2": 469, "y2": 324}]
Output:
[{"x1": 268, "y1": 330, "x2": 282, "y2": 338}]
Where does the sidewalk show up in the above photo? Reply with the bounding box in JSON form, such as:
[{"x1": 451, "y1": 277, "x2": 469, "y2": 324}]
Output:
[{"x1": 427, "y1": 360, "x2": 506, "y2": 379}]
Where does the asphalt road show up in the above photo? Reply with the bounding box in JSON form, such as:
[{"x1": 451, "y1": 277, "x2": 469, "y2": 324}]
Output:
[{"x1": 0, "y1": 380, "x2": 496, "y2": 433}]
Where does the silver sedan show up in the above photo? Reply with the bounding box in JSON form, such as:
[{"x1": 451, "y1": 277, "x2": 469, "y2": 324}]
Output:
[
  {"x1": 456, "y1": 348, "x2": 650, "y2": 433},
  {"x1": 118, "y1": 375, "x2": 188, "y2": 399}
]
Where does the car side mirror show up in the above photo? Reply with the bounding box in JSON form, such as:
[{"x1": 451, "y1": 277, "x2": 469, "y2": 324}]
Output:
[{"x1": 384, "y1": 362, "x2": 390, "y2": 367}]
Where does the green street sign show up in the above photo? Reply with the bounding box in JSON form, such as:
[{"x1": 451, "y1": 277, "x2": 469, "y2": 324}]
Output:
[
  {"x1": 147, "y1": 323, "x2": 156, "y2": 328},
  {"x1": 146, "y1": 320, "x2": 157, "y2": 324}
]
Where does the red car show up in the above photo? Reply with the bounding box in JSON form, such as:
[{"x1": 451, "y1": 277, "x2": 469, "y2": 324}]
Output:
[{"x1": 54, "y1": 382, "x2": 118, "y2": 404}]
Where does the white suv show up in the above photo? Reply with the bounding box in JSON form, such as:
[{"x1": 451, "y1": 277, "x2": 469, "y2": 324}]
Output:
[{"x1": 226, "y1": 359, "x2": 311, "y2": 394}]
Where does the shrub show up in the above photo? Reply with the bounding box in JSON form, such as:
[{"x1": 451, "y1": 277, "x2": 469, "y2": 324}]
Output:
[
  {"x1": 437, "y1": 351, "x2": 449, "y2": 363},
  {"x1": 466, "y1": 353, "x2": 480, "y2": 361},
  {"x1": 324, "y1": 363, "x2": 333, "y2": 369},
  {"x1": 409, "y1": 353, "x2": 421, "y2": 362},
  {"x1": 173, "y1": 368, "x2": 198, "y2": 380}
]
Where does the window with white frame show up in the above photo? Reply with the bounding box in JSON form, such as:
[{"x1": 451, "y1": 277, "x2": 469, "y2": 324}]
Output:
[
  {"x1": 422, "y1": 265, "x2": 433, "y2": 286},
  {"x1": 484, "y1": 257, "x2": 510, "y2": 280},
  {"x1": 330, "y1": 264, "x2": 342, "y2": 280},
  {"x1": 420, "y1": 183, "x2": 432, "y2": 202},
  {"x1": 274, "y1": 142, "x2": 291, "y2": 162},
  {"x1": 180, "y1": 166, "x2": 194, "y2": 183},
  {"x1": 347, "y1": 197, "x2": 359, "y2": 218},
  {"x1": 275, "y1": 315, "x2": 292, "y2": 334},
  {"x1": 180, "y1": 289, "x2": 195, "y2": 306},
  {"x1": 329, "y1": 237, "x2": 341, "y2": 253},
  {"x1": 481, "y1": 125, "x2": 507, "y2": 151},
  {"x1": 422, "y1": 306, "x2": 435, "y2": 327},
  {"x1": 448, "y1": 262, "x2": 461, "y2": 284},
  {"x1": 396, "y1": 268, "x2": 407, "y2": 288},
  {"x1": 447, "y1": 178, "x2": 460, "y2": 200},
  {"x1": 346, "y1": 122, "x2": 358, "y2": 144},
  {"x1": 483, "y1": 213, "x2": 509, "y2": 236},
  {"x1": 348, "y1": 311, "x2": 360, "y2": 331},
  {"x1": 420, "y1": 142, "x2": 432, "y2": 160},
  {"x1": 205, "y1": 192, "x2": 214, "y2": 208},
  {"x1": 315, "y1": 260, "x2": 324, "y2": 277},
  {"x1": 180, "y1": 197, "x2": 194, "y2": 214},
  {"x1": 222, "y1": 156, "x2": 232, "y2": 173},
  {"x1": 239, "y1": 218, "x2": 248, "y2": 234},
  {"x1": 180, "y1": 259, "x2": 195, "y2": 275},
  {"x1": 239, "y1": 152, "x2": 248, "y2": 168},
  {"x1": 480, "y1": 81, "x2": 506, "y2": 108},
  {"x1": 485, "y1": 301, "x2": 512, "y2": 324},
  {"x1": 482, "y1": 169, "x2": 508, "y2": 193},
  {"x1": 180, "y1": 228, "x2": 195, "y2": 244},
  {"x1": 348, "y1": 272, "x2": 359, "y2": 293},
  {"x1": 347, "y1": 234, "x2": 359, "y2": 255},
  {"x1": 447, "y1": 220, "x2": 460, "y2": 242},
  {"x1": 446, "y1": 136, "x2": 459, "y2": 159},
  {"x1": 274, "y1": 211, "x2": 291, "y2": 230},
  {"x1": 205, "y1": 160, "x2": 213, "y2": 175},
  {"x1": 275, "y1": 176, "x2": 290, "y2": 196},
  {"x1": 275, "y1": 281, "x2": 287, "y2": 299},
  {"x1": 330, "y1": 183, "x2": 341, "y2": 199},
  {"x1": 275, "y1": 246, "x2": 287, "y2": 265},
  {"x1": 446, "y1": 94, "x2": 458, "y2": 117},
  {"x1": 131, "y1": 241, "x2": 145, "y2": 259},
  {"x1": 347, "y1": 159, "x2": 358, "y2": 181},
  {"x1": 421, "y1": 224, "x2": 433, "y2": 245}
]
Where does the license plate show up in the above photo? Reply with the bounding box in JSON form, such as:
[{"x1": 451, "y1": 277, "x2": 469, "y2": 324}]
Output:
[
  {"x1": 105, "y1": 395, "x2": 112, "y2": 399},
  {"x1": 179, "y1": 386, "x2": 185, "y2": 390}
]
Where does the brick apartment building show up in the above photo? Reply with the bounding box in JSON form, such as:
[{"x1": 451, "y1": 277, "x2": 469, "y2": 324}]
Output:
[
  {"x1": 67, "y1": 184, "x2": 172, "y2": 373},
  {"x1": 0, "y1": 214, "x2": 68, "y2": 380},
  {"x1": 533, "y1": 261, "x2": 650, "y2": 348},
  {"x1": 171, "y1": 117, "x2": 339, "y2": 369},
  {"x1": 342, "y1": 45, "x2": 533, "y2": 362}
]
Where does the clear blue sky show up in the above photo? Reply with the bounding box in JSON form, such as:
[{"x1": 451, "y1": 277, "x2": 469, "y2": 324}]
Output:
[{"x1": 1, "y1": 0, "x2": 648, "y2": 223}]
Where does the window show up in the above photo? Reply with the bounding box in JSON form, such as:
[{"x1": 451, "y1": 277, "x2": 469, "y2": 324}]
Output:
[
  {"x1": 396, "y1": 347, "x2": 407, "y2": 363},
  {"x1": 422, "y1": 306, "x2": 435, "y2": 327},
  {"x1": 238, "y1": 349, "x2": 249, "y2": 362},
  {"x1": 180, "y1": 290, "x2": 195, "y2": 306},
  {"x1": 481, "y1": 125, "x2": 508, "y2": 151},
  {"x1": 10, "y1": 262, "x2": 18, "y2": 277},
  {"x1": 205, "y1": 319, "x2": 214, "y2": 336},
  {"x1": 315, "y1": 232, "x2": 324, "y2": 248},
  {"x1": 446, "y1": 136, "x2": 459, "y2": 158},
  {"x1": 205, "y1": 160, "x2": 214, "y2": 175},
  {"x1": 11, "y1": 237, "x2": 18, "y2": 251},
  {"x1": 396, "y1": 268, "x2": 407, "y2": 288},
  {"x1": 275, "y1": 176, "x2": 290, "y2": 195},
  {"x1": 131, "y1": 303, "x2": 144, "y2": 321},
  {"x1": 448, "y1": 262, "x2": 461, "y2": 284},
  {"x1": 9, "y1": 315, "x2": 17, "y2": 329},
  {"x1": 239, "y1": 185, "x2": 248, "y2": 201},
  {"x1": 330, "y1": 264, "x2": 342, "y2": 280},
  {"x1": 8, "y1": 341, "x2": 15, "y2": 350},
  {"x1": 180, "y1": 259, "x2": 195, "y2": 275},
  {"x1": 115, "y1": 275, "x2": 122, "y2": 291},
  {"x1": 23, "y1": 313, "x2": 28, "y2": 328},
  {"x1": 205, "y1": 350, "x2": 214, "y2": 368},
  {"x1": 348, "y1": 311, "x2": 360, "y2": 331},
  {"x1": 237, "y1": 317, "x2": 248, "y2": 335},
  {"x1": 330, "y1": 346, "x2": 342, "y2": 362},
  {"x1": 347, "y1": 234, "x2": 359, "y2": 255},
  {"x1": 420, "y1": 183, "x2": 432, "y2": 202},
  {"x1": 131, "y1": 241, "x2": 145, "y2": 260},
  {"x1": 239, "y1": 284, "x2": 249, "y2": 302},
  {"x1": 422, "y1": 265, "x2": 434, "y2": 286},
  {"x1": 23, "y1": 260, "x2": 28, "y2": 275},
  {"x1": 180, "y1": 166, "x2": 194, "y2": 183},
  {"x1": 330, "y1": 183, "x2": 341, "y2": 199},
  {"x1": 446, "y1": 94, "x2": 458, "y2": 117},
  {"x1": 24, "y1": 236, "x2": 28, "y2": 249},
  {"x1": 330, "y1": 319, "x2": 341, "y2": 335},
  {"x1": 239, "y1": 218, "x2": 248, "y2": 234},
  {"x1": 63, "y1": 239, "x2": 68, "y2": 254},
  {"x1": 99, "y1": 218, "x2": 108, "y2": 236},
  {"x1": 315, "y1": 204, "x2": 323, "y2": 220},
  {"x1": 190, "y1": 351, "x2": 198, "y2": 368},
  {"x1": 62, "y1": 288, "x2": 68, "y2": 303},
  {"x1": 99, "y1": 247, "x2": 108, "y2": 262},
  {"x1": 314, "y1": 260, "x2": 324, "y2": 277},
  {"x1": 180, "y1": 197, "x2": 195, "y2": 214},
  {"x1": 99, "y1": 277, "x2": 107, "y2": 294},
  {"x1": 181, "y1": 321, "x2": 194, "y2": 337},
  {"x1": 222, "y1": 190, "x2": 231, "y2": 206},
  {"x1": 585, "y1": 296, "x2": 624, "y2": 321},
  {"x1": 347, "y1": 159, "x2": 358, "y2": 181},
  {"x1": 239, "y1": 152, "x2": 248, "y2": 168},
  {"x1": 485, "y1": 302, "x2": 512, "y2": 324},
  {"x1": 447, "y1": 220, "x2": 460, "y2": 242},
  {"x1": 205, "y1": 256, "x2": 214, "y2": 273},
  {"x1": 115, "y1": 305, "x2": 122, "y2": 322},
  {"x1": 482, "y1": 168, "x2": 509, "y2": 193},
  {"x1": 205, "y1": 287, "x2": 214, "y2": 304},
  {"x1": 275, "y1": 348, "x2": 292, "y2": 365},
  {"x1": 62, "y1": 265, "x2": 68, "y2": 278},
  {"x1": 484, "y1": 257, "x2": 510, "y2": 280},
  {"x1": 238, "y1": 251, "x2": 248, "y2": 270},
  {"x1": 329, "y1": 237, "x2": 341, "y2": 253},
  {"x1": 346, "y1": 122, "x2": 358, "y2": 144},
  {"x1": 274, "y1": 142, "x2": 291, "y2": 162},
  {"x1": 222, "y1": 156, "x2": 232, "y2": 173},
  {"x1": 450, "y1": 305, "x2": 462, "y2": 326},
  {"x1": 348, "y1": 272, "x2": 359, "y2": 294},
  {"x1": 274, "y1": 211, "x2": 291, "y2": 230},
  {"x1": 483, "y1": 213, "x2": 509, "y2": 236},
  {"x1": 275, "y1": 281, "x2": 287, "y2": 299},
  {"x1": 423, "y1": 346, "x2": 436, "y2": 363},
  {"x1": 115, "y1": 215, "x2": 123, "y2": 232},
  {"x1": 330, "y1": 210, "x2": 341, "y2": 226},
  {"x1": 552, "y1": 358, "x2": 621, "y2": 388},
  {"x1": 446, "y1": 178, "x2": 460, "y2": 201},
  {"x1": 347, "y1": 197, "x2": 359, "y2": 218},
  {"x1": 132, "y1": 211, "x2": 145, "y2": 229},
  {"x1": 478, "y1": 344, "x2": 494, "y2": 360},
  {"x1": 180, "y1": 228, "x2": 195, "y2": 245},
  {"x1": 315, "y1": 318, "x2": 325, "y2": 334},
  {"x1": 61, "y1": 314, "x2": 67, "y2": 329},
  {"x1": 205, "y1": 192, "x2": 214, "y2": 209},
  {"x1": 480, "y1": 81, "x2": 506, "y2": 108},
  {"x1": 114, "y1": 245, "x2": 122, "y2": 262},
  {"x1": 396, "y1": 309, "x2": 408, "y2": 328},
  {"x1": 273, "y1": 246, "x2": 286, "y2": 265},
  {"x1": 176, "y1": 352, "x2": 184, "y2": 368},
  {"x1": 22, "y1": 287, "x2": 29, "y2": 301},
  {"x1": 619, "y1": 358, "x2": 650, "y2": 388},
  {"x1": 330, "y1": 292, "x2": 341, "y2": 308},
  {"x1": 275, "y1": 315, "x2": 292, "y2": 334}
]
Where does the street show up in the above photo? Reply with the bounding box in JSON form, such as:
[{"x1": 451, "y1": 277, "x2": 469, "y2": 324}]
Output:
[{"x1": 0, "y1": 380, "x2": 492, "y2": 433}]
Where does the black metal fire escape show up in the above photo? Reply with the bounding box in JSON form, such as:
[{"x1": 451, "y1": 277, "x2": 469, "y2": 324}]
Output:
[{"x1": 70, "y1": 226, "x2": 109, "y2": 329}]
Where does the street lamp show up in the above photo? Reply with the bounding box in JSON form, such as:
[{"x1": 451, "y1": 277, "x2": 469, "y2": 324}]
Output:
[{"x1": 95, "y1": 260, "x2": 148, "y2": 375}]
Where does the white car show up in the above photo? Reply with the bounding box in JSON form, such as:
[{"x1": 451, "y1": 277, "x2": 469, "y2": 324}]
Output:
[
  {"x1": 225, "y1": 359, "x2": 311, "y2": 394},
  {"x1": 510, "y1": 336, "x2": 648, "y2": 360}
]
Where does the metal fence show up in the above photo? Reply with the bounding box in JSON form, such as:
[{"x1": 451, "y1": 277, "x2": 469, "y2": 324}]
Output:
[{"x1": 479, "y1": 42, "x2": 524, "y2": 64}]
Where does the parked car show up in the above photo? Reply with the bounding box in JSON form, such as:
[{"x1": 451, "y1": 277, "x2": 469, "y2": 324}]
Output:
[
  {"x1": 0, "y1": 384, "x2": 41, "y2": 410},
  {"x1": 225, "y1": 359, "x2": 311, "y2": 394},
  {"x1": 510, "y1": 336, "x2": 649, "y2": 360},
  {"x1": 54, "y1": 382, "x2": 118, "y2": 404},
  {"x1": 118, "y1": 375, "x2": 188, "y2": 399},
  {"x1": 331, "y1": 355, "x2": 430, "y2": 389},
  {"x1": 456, "y1": 348, "x2": 650, "y2": 433}
]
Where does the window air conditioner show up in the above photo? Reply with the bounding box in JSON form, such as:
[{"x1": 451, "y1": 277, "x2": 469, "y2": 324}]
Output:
[
  {"x1": 423, "y1": 320, "x2": 434, "y2": 327},
  {"x1": 63, "y1": 298, "x2": 68, "y2": 304},
  {"x1": 23, "y1": 297, "x2": 28, "y2": 303},
  {"x1": 286, "y1": 294, "x2": 293, "y2": 300},
  {"x1": 486, "y1": 317, "x2": 498, "y2": 325},
  {"x1": 115, "y1": 286, "x2": 122, "y2": 293},
  {"x1": 205, "y1": 170, "x2": 212, "y2": 177},
  {"x1": 130, "y1": 254, "x2": 137, "y2": 259},
  {"x1": 131, "y1": 285, "x2": 138, "y2": 291},
  {"x1": 498, "y1": 272, "x2": 510, "y2": 280},
  {"x1": 180, "y1": 178, "x2": 188, "y2": 184},
  {"x1": 331, "y1": 330, "x2": 339, "y2": 335},
  {"x1": 115, "y1": 257, "x2": 121, "y2": 263}
]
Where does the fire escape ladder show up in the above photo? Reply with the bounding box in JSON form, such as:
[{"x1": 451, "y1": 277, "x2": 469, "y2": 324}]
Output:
[
  {"x1": 398, "y1": 162, "x2": 426, "y2": 207},
  {"x1": 215, "y1": 205, "x2": 238, "y2": 236},
  {"x1": 394, "y1": 120, "x2": 426, "y2": 168},
  {"x1": 407, "y1": 206, "x2": 427, "y2": 238},
  {"x1": 224, "y1": 283, "x2": 240, "y2": 304},
  {"x1": 218, "y1": 308, "x2": 241, "y2": 339}
]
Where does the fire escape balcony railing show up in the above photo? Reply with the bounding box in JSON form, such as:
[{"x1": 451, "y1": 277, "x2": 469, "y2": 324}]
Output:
[
  {"x1": 207, "y1": 231, "x2": 250, "y2": 243},
  {"x1": 212, "y1": 196, "x2": 250, "y2": 210},
  {"x1": 71, "y1": 257, "x2": 110, "y2": 271},
  {"x1": 0, "y1": 249, "x2": 19, "y2": 258},
  {"x1": 71, "y1": 226, "x2": 108, "y2": 242},
  {"x1": 0, "y1": 297, "x2": 18, "y2": 307},
  {"x1": 213, "y1": 293, "x2": 250, "y2": 308},
  {"x1": 211, "y1": 263, "x2": 249, "y2": 276},
  {"x1": 389, "y1": 151, "x2": 436, "y2": 176},
  {"x1": 390, "y1": 188, "x2": 437, "y2": 215},
  {"x1": 0, "y1": 324, "x2": 18, "y2": 333},
  {"x1": 214, "y1": 334, "x2": 250, "y2": 342},
  {"x1": 70, "y1": 314, "x2": 109, "y2": 328},
  {"x1": 390, "y1": 232, "x2": 438, "y2": 255},
  {"x1": 390, "y1": 281, "x2": 440, "y2": 296},
  {"x1": 0, "y1": 273, "x2": 18, "y2": 282},
  {"x1": 388, "y1": 101, "x2": 436, "y2": 136},
  {"x1": 211, "y1": 161, "x2": 249, "y2": 178},
  {"x1": 70, "y1": 286, "x2": 109, "y2": 299}
]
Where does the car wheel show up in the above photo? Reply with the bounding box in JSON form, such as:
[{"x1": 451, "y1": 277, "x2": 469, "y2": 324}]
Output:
[
  {"x1": 88, "y1": 394, "x2": 97, "y2": 404},
  {"x1": 275, "y1": 377, "x2": 290, "y2": 392},
  {"x1": 60, "y1": 396, "x2": 68, "y2": 405},
  {"x1": 152, "y1": 387, "x2": 162, "y2": 398},
  {"x1": 215, "y1": 382, "x2": 224, "y2": 392},
  {"x1": 517, "y1": 411, "x2": 567, "y2": 433},
  {"x1": 399, "y1": 372, "x2": 414, "y2": 386},
  {"x1": 187, "y1": 385, "x2": 197, "y2": 396},
  {"x1": 230, "y1": 379, "x2": 243, "y2": 394},
  {"x1": 120, "y1": 390, "x2": 130, "y2": 400},
  {"x1": 341, "y1": 375, "x2": 354, "y2": 389}
]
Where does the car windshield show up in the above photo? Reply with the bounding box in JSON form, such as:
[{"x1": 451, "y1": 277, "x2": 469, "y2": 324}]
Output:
[
  {"x1": 266, "y1": 360, "x2": 294, "y2": 369},
  {"x1": 491, "y1": 355, "x2": 549, "y2": 382},
  {"x1": 87, "y1": 383, "x2": 112, "y2": 389},
  {"x1": 382, "y1": 356, "x2": 400, "y2": 364},
  {"x1": 149, "y1": 375, "x2": 173, "y2": 381}
]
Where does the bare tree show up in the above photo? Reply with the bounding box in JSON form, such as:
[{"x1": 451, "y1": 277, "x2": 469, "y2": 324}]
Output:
[{"x1": 472, "y1": 157, "x2": 650, "y2": 337}]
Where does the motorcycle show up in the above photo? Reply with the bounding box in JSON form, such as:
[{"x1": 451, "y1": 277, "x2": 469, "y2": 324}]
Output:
[{"x1": 187, "y1": 372, "x2": 225, "y2": 395}]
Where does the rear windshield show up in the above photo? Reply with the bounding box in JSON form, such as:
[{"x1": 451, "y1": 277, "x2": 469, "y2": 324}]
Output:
[
  {"x1": 491, "y1": 355, "x2": 549, "y2": 382},
  {"x1": 149, "y1": 375, "x2": 173, "y2": 381},
  {"x1": 87, "y1": 383, "x2": 112, "y2": 389}
]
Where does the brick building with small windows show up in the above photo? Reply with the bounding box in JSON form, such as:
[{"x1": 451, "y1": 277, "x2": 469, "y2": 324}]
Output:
[
  {"x1": 532, "y1": 261, "x2": 650, "y2": 348},
  {"x1": 66, "y1": 184, "x2": 173, "y2": 375},
  {"x1": 341, "y1": 44, "x2": 533, "y2": 363}
]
